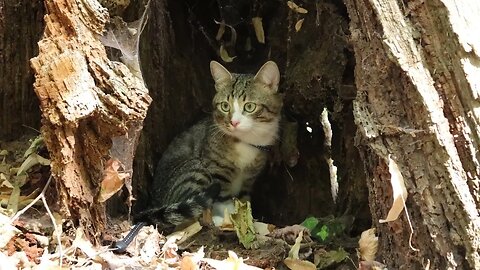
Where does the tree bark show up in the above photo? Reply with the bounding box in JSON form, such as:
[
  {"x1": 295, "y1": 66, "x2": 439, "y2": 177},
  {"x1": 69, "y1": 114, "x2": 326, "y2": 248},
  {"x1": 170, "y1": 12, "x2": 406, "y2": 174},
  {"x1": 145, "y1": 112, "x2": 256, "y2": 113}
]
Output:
[
  {"x1": 30, "y1": 0, "x2": 151, "y2": 243},
  {"x1": 0, "y1": 0, "x2": 44, "y2": 140},
  {"x1": 345, "y1": 0, "x2": 480, "y2": 268}
]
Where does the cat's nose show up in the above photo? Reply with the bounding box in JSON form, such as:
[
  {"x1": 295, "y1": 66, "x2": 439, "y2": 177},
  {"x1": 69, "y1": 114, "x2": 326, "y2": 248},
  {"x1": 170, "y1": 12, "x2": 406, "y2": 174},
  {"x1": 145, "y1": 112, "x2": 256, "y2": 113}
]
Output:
[{"x1": 230, "y1": 120, "x2": 240, "y2": 127}]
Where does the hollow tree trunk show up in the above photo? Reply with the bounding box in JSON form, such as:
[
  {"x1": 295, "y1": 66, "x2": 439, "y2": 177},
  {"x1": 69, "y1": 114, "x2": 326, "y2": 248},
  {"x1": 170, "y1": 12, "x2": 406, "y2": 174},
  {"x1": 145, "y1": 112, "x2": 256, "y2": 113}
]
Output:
[
  {"x1": 0, "y1": 0, "x2": 44, "y2": 140},
  {"x1": 30, "y1": 0, "x2": 151, "y2": 243},
  {"x1": 345, "y1": 0, "x2": 480, "y2": 268}
]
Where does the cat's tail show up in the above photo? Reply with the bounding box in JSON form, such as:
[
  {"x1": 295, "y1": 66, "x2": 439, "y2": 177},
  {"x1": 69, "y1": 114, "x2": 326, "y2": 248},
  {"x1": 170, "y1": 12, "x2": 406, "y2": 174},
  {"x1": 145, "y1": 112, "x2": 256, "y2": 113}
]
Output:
[{"x1": 134, "y1": 183, "x2": 220, "y2": 228}]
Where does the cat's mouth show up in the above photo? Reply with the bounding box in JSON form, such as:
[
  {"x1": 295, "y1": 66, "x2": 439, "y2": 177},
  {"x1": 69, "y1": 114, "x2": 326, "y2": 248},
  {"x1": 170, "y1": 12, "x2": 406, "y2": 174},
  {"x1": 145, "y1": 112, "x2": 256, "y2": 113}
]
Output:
[{"x1": 219, "y1": 124, "x2": 251, "y2": 137}]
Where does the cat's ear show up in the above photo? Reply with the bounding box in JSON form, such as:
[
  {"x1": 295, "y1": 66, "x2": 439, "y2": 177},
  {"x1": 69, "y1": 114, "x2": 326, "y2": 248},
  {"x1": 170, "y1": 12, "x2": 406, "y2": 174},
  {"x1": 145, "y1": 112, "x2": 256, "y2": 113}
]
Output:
[
  {"x1": 254, "y1": 61, "x2": 280, "y2": 92},
  {"x1": 210, "y1": 61, "x2": 232, "y2": 84}
]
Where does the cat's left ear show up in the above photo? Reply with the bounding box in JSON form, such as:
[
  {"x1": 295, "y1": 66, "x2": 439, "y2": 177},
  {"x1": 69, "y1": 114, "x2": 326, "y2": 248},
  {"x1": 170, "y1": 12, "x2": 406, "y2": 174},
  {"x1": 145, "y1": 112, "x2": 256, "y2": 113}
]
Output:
[{"x1": 254, "y1": 61, "x2": 280, "y2": 92}]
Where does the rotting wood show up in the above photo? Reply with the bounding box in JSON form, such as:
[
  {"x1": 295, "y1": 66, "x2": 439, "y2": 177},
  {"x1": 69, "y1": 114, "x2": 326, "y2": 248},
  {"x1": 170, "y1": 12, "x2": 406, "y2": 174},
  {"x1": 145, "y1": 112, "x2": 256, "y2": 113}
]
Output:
[
  {"x1": 30, "y1": 0, "x2": 151, "y2": 243},
  {"x1": 345, "y1": 0, "x2": 480, "y2": 268}
]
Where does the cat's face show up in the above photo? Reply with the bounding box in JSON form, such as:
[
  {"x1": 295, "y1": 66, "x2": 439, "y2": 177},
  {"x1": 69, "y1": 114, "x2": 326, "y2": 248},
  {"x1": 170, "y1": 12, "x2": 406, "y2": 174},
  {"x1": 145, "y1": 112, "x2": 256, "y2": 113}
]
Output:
[{"x1": 210, "y1": 61, "x2": 283, "y2": 144}]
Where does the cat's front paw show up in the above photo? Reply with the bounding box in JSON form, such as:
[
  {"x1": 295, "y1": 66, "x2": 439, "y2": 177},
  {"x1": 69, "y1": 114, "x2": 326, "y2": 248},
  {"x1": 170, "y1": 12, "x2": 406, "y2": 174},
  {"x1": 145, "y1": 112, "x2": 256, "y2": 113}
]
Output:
[{"x1": 212, "y1": 200, "x2": 235, "y2": 227}]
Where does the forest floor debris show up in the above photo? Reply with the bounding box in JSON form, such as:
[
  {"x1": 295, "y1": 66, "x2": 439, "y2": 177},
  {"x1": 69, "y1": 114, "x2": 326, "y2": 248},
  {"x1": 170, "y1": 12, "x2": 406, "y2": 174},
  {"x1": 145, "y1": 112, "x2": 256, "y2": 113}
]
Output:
[{"x1": 0, "y1": 135, "x2": 378, "y2": 269}]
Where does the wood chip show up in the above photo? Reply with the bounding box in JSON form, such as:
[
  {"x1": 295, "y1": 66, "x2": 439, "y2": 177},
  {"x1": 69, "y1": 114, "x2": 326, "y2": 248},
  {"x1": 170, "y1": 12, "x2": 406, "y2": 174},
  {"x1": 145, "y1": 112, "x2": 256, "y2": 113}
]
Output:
[
  {"x1": 287, "y1": 1, "x2": 308, "y2": 14},
  {"x1": 295, "y1": 18, "x2": 305, "y2": 32},
  {"x1": 252, "y1": 17, "x2": 265, "y2": 44}
]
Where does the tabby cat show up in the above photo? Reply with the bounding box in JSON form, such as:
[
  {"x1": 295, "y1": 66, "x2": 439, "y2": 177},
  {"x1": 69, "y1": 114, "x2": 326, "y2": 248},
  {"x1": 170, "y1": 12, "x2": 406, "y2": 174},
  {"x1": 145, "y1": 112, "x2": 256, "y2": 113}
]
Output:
[{"x1": 136, "y1": 61, "x2": 283, "y2": 227}]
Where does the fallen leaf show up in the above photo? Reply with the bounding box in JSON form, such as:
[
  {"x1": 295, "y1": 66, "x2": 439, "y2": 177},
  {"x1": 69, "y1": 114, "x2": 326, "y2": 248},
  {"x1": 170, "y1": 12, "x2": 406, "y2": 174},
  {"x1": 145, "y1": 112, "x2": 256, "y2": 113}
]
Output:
[
  {"x1": 314, "y1": 248, "x2": 348, "y2": 269},
  {"x1": 180, "y1": 256, "x2": 197, "y2": 270},
  {"x1": 215, "y1": 20, "x2": 226, "y2": 41},
  {"x1": 181, "y1": 246, "x2": 205, "y2": 270},
  {"x1": 253, "y1": 222, "x2": 274, "y2": 236},
  {"x1": 7, "y1": 185, "x2": 20, "y2": 213},
  {"x1": 98, "y1": 159, "x2": 129, "y2": 202},
  {"x1": 359, "y1": 260, "x2": 388, "y2": 270},
  {"x1": 230, "y1": 199, "x2": 256, "y2": 249},
  {"x1": 287, "y1": 1, "x2": 308, "y2": 14},
  {"x1": 288, "y1": 230, "x2": 303, "y2": 259},
  {"x1": 270, "y1": 224, "x2": 311, "y2": 244},
  {"x1": 252, "y1": 17, "x2": 265, "y2": 44},
  {"x1": 140, "y1": 225, "x2": 162, "y2": 264},
  {"x1": 379, "y1": 156, "x2": 407, "y2": 223},
  {"x1": 219, "y1": 207, "x2": 235, "y2": 231},
  {"x1": 284, "y1": 257, "x2": 316, "y2": 270},
  {"x1": 358, "y1": 228, "x2": 378, "y2": 262},
  {"x1": 23, "y1": 136, "x2": 44, "y2": 158},
  {"x1": 72, "y1": 227, "x2": 102, "y2": 261},
  {"x1": 0, "y1": 213, "x2": 20, "y2": 248},
  {"x1": 219, "y1": 44, "x2": 236, "y2": 63},
  {"x1": 16, "y1": 153, "x2": 50, "y2": 176},
  {"x1": 203, "y1": 250, "x2": 262, "y2": 270},
  {"x1": 295, "y1": 19, "x2": 305, "y2": 32},
  {"x1": 168, "y1": 221, "x2": 203, "y2": 245}
]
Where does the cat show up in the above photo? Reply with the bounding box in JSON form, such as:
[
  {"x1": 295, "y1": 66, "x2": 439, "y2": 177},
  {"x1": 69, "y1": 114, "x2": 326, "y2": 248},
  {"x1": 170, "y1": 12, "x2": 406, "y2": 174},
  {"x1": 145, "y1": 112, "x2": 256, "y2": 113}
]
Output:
[{"x1": 135, "y1": 61, "x2": 283, "y2": 228}]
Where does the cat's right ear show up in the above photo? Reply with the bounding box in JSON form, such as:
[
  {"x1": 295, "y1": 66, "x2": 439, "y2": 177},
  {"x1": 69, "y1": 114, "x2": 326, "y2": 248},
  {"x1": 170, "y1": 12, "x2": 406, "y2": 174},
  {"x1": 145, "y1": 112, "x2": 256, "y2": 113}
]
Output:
[{"x1": 210, "y1": 61, "x2": 232, "y2": 85}]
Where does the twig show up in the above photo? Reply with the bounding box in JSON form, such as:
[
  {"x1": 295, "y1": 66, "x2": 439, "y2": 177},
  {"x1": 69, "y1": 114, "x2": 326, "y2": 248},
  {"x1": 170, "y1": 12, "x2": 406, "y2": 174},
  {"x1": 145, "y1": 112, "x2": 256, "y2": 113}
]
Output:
[
  {"x1": 42, "y1": 194, "x2": 63, "y2": 266},
  {"x1": 10, "y1": 175, "x2": 64, "y2": 266},
  {"x1": 10, "y1": 175, "x2": 52, "y2": 221}
]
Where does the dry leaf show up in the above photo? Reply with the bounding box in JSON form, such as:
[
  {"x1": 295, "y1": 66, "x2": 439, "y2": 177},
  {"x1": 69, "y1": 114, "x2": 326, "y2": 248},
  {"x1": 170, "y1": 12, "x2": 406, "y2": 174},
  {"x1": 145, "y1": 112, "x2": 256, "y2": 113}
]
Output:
[
  {"x1": 180, "y1": 256, "x2": 197, "y2": 270},
  {"x1": 98, "y1": 159, "x2": 129, "y2": 202},
  {"x1": 288, "y1": 230, "x2": 304, "y2": 259},
  {"x1": 379, "y1": 156, "x2": 407, "y2": 223},
  {"x1": 220, "y1": 207, "x2": 235, "y2": 231},
  {"x1": 219, "y1": 45, "x2": 236, "y2": 63},
  {"x1": 140, "y1": 226, "x2": 162, "y2": 264},
  {"x1": 17, "y1": 153, "x2": 50, "y2": 176},
  {"x1": 0, "y1": 213, "x2": 20, "y2": 248},
  {"x1": 72, "y1": 227, "x2": 105, "y2": 263},
  {"x1": 253, "y1": 222, "x2": 274, "y2": 236},
  {"x1": 252, "y1": 17, "x2": 265, "y2": 44},
  {"x1": 358, "y1": 228, "x2": 378, "y2": 262},
  {"x1": 269, "y1": 224, "x2": 311, "y2": 244},
  {"x1": 284, "y1": 257, "x2": 316, "y2": 270},
  {"x1": 359, "y1": 260, "x2": 388, "y2": 270},
  {"x1": 295, "y1": 19, "x2": 305, "y2": 32},
  {"x1": 314, "y1": 248, "x2": 348, "y2": 269},
  {"x1": 287, "y1": 1, "x2": 308, "y2": 14},
  {"x1": 215, "y1": 20, "x2": 226, "y2": 41},
  {"x1": 167, "y1": 221, "x2": 203, "y2": 245},
  {"x1": 7, "y1": 185, "x2": 20, "y2": 213},
  {"x1": 203, "y1": 250, "x2": 262, "y2": 270},
  {"x1": 180, "y1": 246, "x2": 205, "y2": 270}
]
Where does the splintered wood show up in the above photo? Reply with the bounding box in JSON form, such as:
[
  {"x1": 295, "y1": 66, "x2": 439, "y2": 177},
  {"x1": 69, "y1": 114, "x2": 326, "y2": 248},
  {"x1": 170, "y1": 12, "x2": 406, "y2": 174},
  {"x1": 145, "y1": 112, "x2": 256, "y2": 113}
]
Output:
[{"x1": 30, "y1": 0, "x2": 151, "y2": 243}]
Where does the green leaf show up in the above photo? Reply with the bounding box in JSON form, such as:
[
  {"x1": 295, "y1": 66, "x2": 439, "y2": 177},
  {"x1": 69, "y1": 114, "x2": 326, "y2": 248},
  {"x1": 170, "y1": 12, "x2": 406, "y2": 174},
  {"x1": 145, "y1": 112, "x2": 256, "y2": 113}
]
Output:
[
  {"x1": 317, "y1": 225, "x2": 329, "y2": 241},
  {"x1": 230, "y1": 199, "x2": 257, "y2": 249},
  {"x1": 24, "y1": 136, "x2": 44, "y2": 158},
  {"x1": 301, "y1": 216, "x2": 319, "y2": 231},
  {"x1": 316, "y1": 248, "x2": 348, "y2": 269}
]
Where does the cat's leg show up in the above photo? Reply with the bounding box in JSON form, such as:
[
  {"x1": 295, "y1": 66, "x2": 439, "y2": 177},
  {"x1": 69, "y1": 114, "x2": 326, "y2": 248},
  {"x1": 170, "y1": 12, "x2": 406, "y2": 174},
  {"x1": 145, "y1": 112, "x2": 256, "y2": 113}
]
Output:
[{"x1": 211, "y1": 199, "x2": 235, "y2": 226}]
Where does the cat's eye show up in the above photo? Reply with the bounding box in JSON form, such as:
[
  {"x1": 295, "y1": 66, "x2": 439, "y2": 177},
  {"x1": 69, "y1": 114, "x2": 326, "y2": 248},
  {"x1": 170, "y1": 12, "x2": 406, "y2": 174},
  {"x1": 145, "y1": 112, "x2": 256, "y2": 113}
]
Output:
[
  {"x1": 243, "y1": 102, "x2": 256, "y2": 113},
  {"x1": 219, "y1": 102, "x2": 230, "y2": 112}
]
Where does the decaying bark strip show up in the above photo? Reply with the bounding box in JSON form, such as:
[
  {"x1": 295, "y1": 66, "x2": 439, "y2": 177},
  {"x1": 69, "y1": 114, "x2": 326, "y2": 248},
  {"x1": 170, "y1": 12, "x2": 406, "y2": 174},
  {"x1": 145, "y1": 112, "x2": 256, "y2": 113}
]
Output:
[
  {"x1": 30, "y1": 0, "x2": 151, "y2": 243},
  {"x1": 346, "y1": 0, "x2": 480, "y2": 268}
]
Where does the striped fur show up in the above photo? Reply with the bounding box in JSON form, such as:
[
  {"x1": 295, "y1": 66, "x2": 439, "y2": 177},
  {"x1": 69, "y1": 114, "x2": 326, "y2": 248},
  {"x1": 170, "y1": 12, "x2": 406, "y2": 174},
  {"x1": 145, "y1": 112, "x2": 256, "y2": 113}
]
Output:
[{"x1": 135, "y1": 61, "x2": 283, "y2": 228}]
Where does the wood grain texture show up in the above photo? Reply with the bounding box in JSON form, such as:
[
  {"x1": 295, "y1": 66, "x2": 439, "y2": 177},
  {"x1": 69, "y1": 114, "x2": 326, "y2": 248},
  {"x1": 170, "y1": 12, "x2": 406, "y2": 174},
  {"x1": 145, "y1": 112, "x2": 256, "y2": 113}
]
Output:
[
  {"x1": 30, "y1": 0, "x2": 151, "y2": 243},
  {"x1": 345, "y1": 0, "x2": 480, "y2": 267}
]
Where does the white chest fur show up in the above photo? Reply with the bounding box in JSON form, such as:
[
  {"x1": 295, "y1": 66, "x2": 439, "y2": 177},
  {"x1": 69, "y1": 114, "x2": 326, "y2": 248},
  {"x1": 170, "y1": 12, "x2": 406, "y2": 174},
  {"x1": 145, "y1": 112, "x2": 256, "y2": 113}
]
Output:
[
  {"x1": 227, "y1": 142, "x2": 259, "y2": 195},
  {"x1": 234, "y1": 142, "x2": 259, "y2": 169}
]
